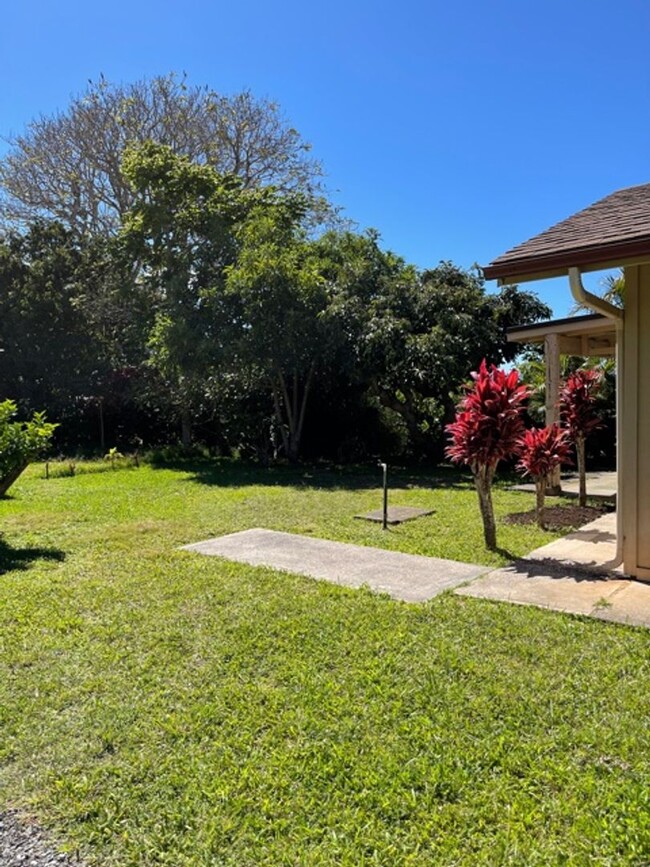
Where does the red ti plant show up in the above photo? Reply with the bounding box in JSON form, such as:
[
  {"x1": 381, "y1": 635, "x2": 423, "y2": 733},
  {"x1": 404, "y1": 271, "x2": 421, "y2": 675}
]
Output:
[
  {"x1": 559, "y1": 368, "x2": 603, "y2": 507},
  {"x1": 517, "y1": 424, "x2": 573, "y2": 528},
  {"x1": 446, "y1": 360, "x2": 530, "y2": 550}
]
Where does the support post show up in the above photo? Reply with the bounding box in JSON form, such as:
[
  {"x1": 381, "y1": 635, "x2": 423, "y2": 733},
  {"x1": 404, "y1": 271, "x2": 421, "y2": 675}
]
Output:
[
  {"x1": 380, "y1": 462, "x2": 388, "y2": 530},
  {"x1": 544, "y1": 332, "x2": 562, "y2": 494}
]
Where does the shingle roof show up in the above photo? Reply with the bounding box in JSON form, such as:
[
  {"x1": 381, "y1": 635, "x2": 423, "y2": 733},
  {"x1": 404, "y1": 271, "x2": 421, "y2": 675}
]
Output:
[{"x1": 483, "y1": 183, "x2": 650, "y2": 283}]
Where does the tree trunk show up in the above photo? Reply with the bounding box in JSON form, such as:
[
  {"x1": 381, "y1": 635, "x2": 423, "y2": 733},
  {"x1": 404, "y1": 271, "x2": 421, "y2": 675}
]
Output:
[
  {"x1": 474, "y1": 465, "x2": 497, "y2": 550},
  {"x1": 98, "y1": 398, "x2": 105, "y2": 454},
  {"x1": 0, "y1": 463, "x2": 28, "y2": 498},
  {"x1": 272, "y1": 366, "x2": 315, "y2": 464},
  {"x1": 270, "y1": 378, "x2": 290, "y2": 458},
  {"x1": 576, "y1": 435, "x2": 586, "y2": 507},
  {"x1": 278, "y1": 371, "x2": 297, "y2": 462},
  {"x1": 293, "y1": 363, "x2": 315, "y2": 463},
  {"x1": 181, "y1": 410, "x2": 192, "y2": 449},
  {"x1": 535, "y1": 478, "x2": 546, "y2": 529}
]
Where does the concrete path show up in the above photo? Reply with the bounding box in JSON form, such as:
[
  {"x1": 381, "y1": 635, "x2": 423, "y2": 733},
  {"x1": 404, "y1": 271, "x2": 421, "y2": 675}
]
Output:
[
  {"x1": 511, "y1": 470, "x2": 617, "y2": 500},
  {"x1": 457, "y1": 513, "x2": 650, "y2": 628},
  {"x1": 182, "y1": 528, "x2": 486, "y2": 603},
  {"x1": 525, "y1": 512, "x2": 621, "y2": 572},
  {"x1": 456, "y1": 561, "x2": 650, "y2": 628},
  {"x1": 183, "y1": 519, "x2": 650, "y2": 627}
]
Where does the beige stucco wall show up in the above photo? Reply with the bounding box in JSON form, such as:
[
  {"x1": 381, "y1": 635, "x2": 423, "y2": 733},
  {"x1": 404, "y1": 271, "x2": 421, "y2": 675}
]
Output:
[{"x1": 622, "y1": 264, "x2": 650, "y2": 579}]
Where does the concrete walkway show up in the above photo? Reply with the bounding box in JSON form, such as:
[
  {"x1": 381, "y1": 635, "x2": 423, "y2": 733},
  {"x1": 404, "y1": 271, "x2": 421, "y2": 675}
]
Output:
[
  {"x1": 525, "y1": 512, "x2": 621, "y2": 572},
  {"x1": 511, "y1": 470, "x2": 617, "y2": 500},
  {"x1": 457, "y1": 513, "x2": 650, "y2": 628},
  {"x1": 182, "y1": 528, "x2": 486, "y2": 603},
  {"x1": 183, "y1": 518, "x2": 650, "y2": 627}
]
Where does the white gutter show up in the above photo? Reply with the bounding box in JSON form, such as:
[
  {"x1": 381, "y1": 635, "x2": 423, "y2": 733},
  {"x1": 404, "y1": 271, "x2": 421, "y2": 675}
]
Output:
[
  {"x1": 568, "y1": 267, "x2": 624, "y2": 571},
  {"x1": 568, "y1": 267, "x2": 624, "y2": 323}
]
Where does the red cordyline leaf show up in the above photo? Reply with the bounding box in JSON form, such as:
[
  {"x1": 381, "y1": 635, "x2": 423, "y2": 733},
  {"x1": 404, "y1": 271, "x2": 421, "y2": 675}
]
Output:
[
  {"x1": 517, "y1": 423, "x2": 573, "y2": 479},
  {"x1": 445, "y1": 360, "x2": 531, "y2": 471},
  {"x1": 559, "y1": 368, "x2": 603, "y2": 439}
]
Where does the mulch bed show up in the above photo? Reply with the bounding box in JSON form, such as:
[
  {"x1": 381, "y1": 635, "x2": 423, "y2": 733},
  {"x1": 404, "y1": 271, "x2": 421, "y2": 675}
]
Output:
[{"x1": 503, "y1": 505, "x2": 608, "y2": 531}]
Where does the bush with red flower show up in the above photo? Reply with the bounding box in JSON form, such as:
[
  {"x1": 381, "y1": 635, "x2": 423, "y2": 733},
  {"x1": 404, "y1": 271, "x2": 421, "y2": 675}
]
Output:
[
  {"x1": 560, "y1": 368, "x2": 603, "y2": 506},
  {"x1": 446, "y1": 360, "x2": 530, "y2": 550},
  {"x1": 517, "y1": 424, "x2": 573, "y2": 528}
]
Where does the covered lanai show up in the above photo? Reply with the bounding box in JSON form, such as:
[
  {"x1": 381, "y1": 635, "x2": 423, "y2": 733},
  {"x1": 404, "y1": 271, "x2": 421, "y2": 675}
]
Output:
[
  {"x1": 507, "y1": 312, "x2": 616, "y2": 493},
  {"x1": 484, "y1": 182, "x2": 650, "y2": 580}
]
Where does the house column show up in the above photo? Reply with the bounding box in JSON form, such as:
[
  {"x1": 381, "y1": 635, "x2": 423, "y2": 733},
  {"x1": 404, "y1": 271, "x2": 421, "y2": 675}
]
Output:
[
  {"x1": 544, "y1": 332, "x2": 562, "y2": 494},
  {"x1": 622, "y1": 264, "x2": 650, "y2": 579}
]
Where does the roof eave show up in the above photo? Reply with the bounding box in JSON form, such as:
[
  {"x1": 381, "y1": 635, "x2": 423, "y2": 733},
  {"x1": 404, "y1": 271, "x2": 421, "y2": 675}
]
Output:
[
  {"x1": 483, "y1": 237, "x2": 650, "y2": 284},
  {"x1": 506, "y1": 312, "x2": 607, "y2": 337}
]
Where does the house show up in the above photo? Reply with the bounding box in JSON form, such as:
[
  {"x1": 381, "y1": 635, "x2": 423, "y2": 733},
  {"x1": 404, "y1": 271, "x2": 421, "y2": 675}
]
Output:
[{"x1": 483, "y1": 183, "x2": 650, "y2": 580}]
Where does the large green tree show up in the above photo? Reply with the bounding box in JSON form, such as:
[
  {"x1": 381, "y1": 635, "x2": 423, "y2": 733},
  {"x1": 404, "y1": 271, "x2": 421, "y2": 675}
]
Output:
[
  {"x1": 0, "y1": 220, "x2": 155, "y2": 450},
  {"x1": 317, "y1": 246, "x2": 551, "y2": 460},
  {"x1": 0, "y1": 221, "x2": 100, "y2": 413},
  {"x1": 226, "y1": 204, "x2": 341, "y2": 462},
  {"x1": 121, "y1": 141, "x2": 301, "y2": 447}
]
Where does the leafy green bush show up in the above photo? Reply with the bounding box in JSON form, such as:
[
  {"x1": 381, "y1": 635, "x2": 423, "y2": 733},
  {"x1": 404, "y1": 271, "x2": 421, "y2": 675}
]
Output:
[{"x1": 0, "y1": 400, "x2": 57, "y2": 496}]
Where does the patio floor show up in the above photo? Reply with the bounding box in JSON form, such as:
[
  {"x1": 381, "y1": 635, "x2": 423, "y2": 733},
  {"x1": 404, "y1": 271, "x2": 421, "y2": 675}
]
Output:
[
  {"x1": 511, "y1": 470, "x2": 617, "y2": 500},
  {"x1": 526, "y1": 511, "x2": 621, "y2": 572},
  {"x1": 457, "y1": 512, "x2": 650, "y2": 629}
]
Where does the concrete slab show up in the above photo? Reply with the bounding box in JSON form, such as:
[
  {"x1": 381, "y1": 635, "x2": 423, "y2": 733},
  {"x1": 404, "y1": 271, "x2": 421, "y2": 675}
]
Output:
[
  {"x1": 592, "y1": 581, "x2": 650, "y2": 628},
  {"x1": 457, "y1": 511, "x2": 650, "y2": 628},
  {"x1": 456, "y1": 561, "x2": 629, "y2": 617},
  {"x1": 511, "y1": 471, "x2": 617, "y2": 500},
  {"x1": 182, "y1": 528, "x2": 486, "y2": 603},
  {"x1": 526, "y1": 513, "x2": 621, "y2": 572},
  {"x1": 354, "y1": 506, "x2": 434, "y2": 524}
]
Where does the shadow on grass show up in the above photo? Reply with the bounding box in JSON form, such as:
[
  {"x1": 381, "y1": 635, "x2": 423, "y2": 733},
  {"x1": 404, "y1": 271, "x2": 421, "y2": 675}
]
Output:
[
  {"x1": 148, "y1": 458, "x2": 475, "y2": 492},
  {"x1": 0, "y1": 537, "x2": 66, "y2": 575}
]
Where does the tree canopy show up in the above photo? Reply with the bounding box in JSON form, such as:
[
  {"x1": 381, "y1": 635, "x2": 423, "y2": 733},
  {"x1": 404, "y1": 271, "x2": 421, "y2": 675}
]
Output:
[
  {"x1": 0, "y1": 78, "x2": 554, "y2": 463},
  {"x1": 0, "y1": 74, "x2": 325, "y2": 237}
]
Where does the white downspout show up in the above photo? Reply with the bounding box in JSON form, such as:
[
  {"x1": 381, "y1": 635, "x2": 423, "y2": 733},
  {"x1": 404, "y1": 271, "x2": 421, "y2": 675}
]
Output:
[{"x1": 568, "y1": 267, "x2": 624, "y2": 570}]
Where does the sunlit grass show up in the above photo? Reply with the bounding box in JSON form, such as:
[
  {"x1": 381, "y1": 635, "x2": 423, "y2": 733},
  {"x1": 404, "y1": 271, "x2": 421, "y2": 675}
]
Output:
[{"x1": 1, "y1": 461, "x2": 648, "y2": 865}]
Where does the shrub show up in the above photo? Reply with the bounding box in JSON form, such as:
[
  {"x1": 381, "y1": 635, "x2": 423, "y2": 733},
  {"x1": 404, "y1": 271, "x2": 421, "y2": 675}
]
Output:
[
  {"x1": 517, "y1": 424, "x2": 573, "y2": 528},
  {"x1": 446, "y1": 360, "x2": 530, "y2": 549},
  {"x1": 560, "y1": 369, "x2": 603, "y2": 506},
  {"x1": 0, "y1": 400, "x2": 58, "y2": 496}
]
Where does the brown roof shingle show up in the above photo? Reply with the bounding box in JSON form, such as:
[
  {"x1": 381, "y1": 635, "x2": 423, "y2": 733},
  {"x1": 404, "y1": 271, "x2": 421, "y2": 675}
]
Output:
[{"x1": 483, "y1": 182, "x2": 650, "y2": 283}]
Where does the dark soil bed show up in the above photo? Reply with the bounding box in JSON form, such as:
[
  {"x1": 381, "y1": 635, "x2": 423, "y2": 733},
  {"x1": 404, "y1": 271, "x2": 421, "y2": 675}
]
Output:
[{"x1": 503, "y1": 505, "x2": 608, "y2": 531}]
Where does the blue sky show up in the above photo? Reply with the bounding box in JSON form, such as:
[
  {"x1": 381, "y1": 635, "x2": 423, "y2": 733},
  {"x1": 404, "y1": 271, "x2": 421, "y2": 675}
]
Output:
[{"x1": 2, "y1": 0, "x2": 649, "y2": 315}]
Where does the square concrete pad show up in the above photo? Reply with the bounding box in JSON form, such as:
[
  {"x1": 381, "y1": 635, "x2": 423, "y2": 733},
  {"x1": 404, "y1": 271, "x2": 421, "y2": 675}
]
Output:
[
  {"x1": 354, "y1": 506, "x2": 434, "y2": 524},
  {"x1": 182, "y1": 528, "x2": 486, "y2": 603}
]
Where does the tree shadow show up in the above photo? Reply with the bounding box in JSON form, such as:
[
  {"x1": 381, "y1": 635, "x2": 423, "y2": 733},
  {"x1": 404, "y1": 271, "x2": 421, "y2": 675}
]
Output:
[
  {"x1": 492, "y1": 546, "x2": 519, "y2": 562},
  {"x1": 149, "y1": 458, "x2": 474, "y2": 492},
  {"x1": 506, "y1": 556, "x2": 615, "y2": 583},
  {"x1": 0, "y1": 537, "x2": 66, "y2": 576}
]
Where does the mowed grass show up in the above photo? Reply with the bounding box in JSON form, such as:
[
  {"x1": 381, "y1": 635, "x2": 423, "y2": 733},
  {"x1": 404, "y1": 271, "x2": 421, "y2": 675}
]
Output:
[{"x1": 1, "y1": 461, "x2": 649, "y2": 865}]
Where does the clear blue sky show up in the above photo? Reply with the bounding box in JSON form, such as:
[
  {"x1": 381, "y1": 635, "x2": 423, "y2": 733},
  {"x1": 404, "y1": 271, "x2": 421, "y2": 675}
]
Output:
[{"x1": 2, "y1": 0, "x2": 649, "y2": 315}]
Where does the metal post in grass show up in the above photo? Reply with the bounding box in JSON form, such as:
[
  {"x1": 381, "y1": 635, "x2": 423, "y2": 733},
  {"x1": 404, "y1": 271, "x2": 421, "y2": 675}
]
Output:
[{"x1": 380, "y1": 462, "x2": 388, "y2": 529}]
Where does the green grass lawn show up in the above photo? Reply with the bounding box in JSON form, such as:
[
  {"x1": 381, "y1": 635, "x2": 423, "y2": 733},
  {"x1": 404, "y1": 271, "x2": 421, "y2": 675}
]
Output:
[{"x1": 1, "y1": 461, "x2": 649, "y2": 865}]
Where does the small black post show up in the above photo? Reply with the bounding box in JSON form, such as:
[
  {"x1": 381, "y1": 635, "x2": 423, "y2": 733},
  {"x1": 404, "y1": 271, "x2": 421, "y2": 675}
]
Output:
[{"x1": 380, "y1": 462, "x2": 388, "y2": 530}]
